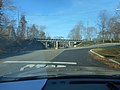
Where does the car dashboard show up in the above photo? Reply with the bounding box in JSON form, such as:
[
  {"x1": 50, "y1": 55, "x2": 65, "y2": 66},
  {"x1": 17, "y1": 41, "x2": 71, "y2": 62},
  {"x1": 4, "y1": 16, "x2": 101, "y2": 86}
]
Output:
[{"x1": 0, "y1": 76, "x2": 120, "y2": 90}]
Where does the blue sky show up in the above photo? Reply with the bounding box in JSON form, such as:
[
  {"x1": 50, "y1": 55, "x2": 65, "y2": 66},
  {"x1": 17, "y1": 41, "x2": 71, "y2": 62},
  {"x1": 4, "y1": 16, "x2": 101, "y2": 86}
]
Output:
[{"x1": 14, "y1": 0, "x2": 120, "y2": 38}]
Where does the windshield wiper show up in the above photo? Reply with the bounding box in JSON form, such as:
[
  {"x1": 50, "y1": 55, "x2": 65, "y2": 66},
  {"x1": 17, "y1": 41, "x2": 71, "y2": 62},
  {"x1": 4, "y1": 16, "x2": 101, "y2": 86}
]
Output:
[
  {"x1": 0, "y1": 72, "x2": 77, "y2": 82},
  {"x1": 0, "y1": 74, "x2": 56, "y2": 82}
]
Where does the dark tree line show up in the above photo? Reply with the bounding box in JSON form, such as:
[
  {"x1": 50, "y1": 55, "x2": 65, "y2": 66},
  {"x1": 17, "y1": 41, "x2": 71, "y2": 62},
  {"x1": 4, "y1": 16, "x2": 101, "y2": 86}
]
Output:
[
  {"x1": 0, "y1": 0, "x2": 49, "y2": 41},
  {"x1": 1, "y1": 0, "x2": 120, "y2": 43},
  {"x1": 97, "y1": 10, "x2": 120, "y2": 43},
  {"x1": 68, "y1": 4, "x2": 120, "y2": 43},
  {"x1": 68, "y1": 21, "x2": 96, "y2": 41},
  {"x1": 17, "y1": 15, "x2": 47, "y2": 40},
  {"x1": 0, "y1": 0, "x2": 16, "y2": 39}
]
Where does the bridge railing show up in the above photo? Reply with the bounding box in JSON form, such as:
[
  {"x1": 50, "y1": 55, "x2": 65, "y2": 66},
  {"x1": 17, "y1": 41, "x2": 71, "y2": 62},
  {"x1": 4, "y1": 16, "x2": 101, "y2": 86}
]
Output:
[{"x1": 36, "y1": 38, "x2": 81, "y2": 42}]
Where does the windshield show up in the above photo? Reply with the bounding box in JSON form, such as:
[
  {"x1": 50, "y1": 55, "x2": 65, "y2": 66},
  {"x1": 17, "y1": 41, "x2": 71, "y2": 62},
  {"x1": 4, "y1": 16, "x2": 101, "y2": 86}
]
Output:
[{"x1": 0, "y1": 0, "x2": 120, "y2": 79}]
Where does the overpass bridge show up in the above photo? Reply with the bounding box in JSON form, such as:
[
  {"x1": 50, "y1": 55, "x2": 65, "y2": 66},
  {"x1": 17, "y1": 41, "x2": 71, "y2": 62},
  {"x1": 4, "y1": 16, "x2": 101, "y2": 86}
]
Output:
[{"x1": 37, "y1": 39, "x2": 82, "y2": 49}]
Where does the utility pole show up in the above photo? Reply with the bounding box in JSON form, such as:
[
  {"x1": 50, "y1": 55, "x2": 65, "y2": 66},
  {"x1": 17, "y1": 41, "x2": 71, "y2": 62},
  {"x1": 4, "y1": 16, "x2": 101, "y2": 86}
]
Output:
[{"x1": 17, "y1": 7, "x2": 20, "y2": 28}]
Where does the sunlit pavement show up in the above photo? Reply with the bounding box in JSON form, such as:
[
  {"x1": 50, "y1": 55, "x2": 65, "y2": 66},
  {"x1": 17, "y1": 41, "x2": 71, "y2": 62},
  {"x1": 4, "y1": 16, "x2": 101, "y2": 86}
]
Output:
[{"x1": 0, "y1": 44, "x2": 119, "y2": 76}]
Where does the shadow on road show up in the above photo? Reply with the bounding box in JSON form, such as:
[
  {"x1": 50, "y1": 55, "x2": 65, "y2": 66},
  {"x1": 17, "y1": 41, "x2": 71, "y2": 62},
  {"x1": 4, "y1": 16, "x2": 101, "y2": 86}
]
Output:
[
  {"x1": 0, "y1": 48, "x2": 48, "y2": 59},
  {"x1": 0, "y1": 51, "x2": 31, "y2": 59}
]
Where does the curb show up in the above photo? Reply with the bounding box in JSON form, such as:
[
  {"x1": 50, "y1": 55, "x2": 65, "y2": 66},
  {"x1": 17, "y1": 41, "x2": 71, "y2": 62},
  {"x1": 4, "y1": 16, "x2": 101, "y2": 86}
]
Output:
[{"x1": 90, "y1": 49, "x2": 120, "y2": 65}]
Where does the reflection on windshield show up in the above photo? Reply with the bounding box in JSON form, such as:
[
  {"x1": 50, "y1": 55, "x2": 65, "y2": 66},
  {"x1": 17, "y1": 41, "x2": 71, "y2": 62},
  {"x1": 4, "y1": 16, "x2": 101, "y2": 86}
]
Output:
[{"x1": 0, "y1": 0, "x2": 120, "y2": 77}]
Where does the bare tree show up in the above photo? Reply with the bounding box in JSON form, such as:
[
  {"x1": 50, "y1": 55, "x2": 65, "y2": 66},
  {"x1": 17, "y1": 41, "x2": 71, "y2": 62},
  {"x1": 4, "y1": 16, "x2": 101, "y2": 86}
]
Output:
[
  {"x1": 7, "y1": 20, "x2": 16, "y2": 39},
  {"x1": 108, "y1": 15, "x2": 120, "y2": 41},
  {"x1": 0, "y1": 0, "x2": 16, "y2": 32},
  {"x1": 29, "y1": 24, "x2": 39, "y2": 39},
  {"x1": 39, "y1": 30, "x2": 46, "y2": 39},
  {"x1": 46, "y1": 33, "x2": 51, "y2": 39},
  {"x1": 86, "y1": 27, "x2": 96, "y2": 41},
  {"x1": 27, "y1": 25, "x2": 47, "y2": 39},
  {"x1": 39, "y1": 25, "x2": 46, "y2": 39},
  {"x1": 46, "y1": 35, "x2": 51, "y2": 39},
  {"x1": 68, "y1": 22, "x2": 84, "y2": 40},
  {"x1": 108, "y1": 16, "x2": 116, "y2": 41},
  {"x1": 98, "y1": 10, "x2": 109, "y2": 43},
  {"x1": 17, "y1": 15, "x2": 27, "y2": 39}
]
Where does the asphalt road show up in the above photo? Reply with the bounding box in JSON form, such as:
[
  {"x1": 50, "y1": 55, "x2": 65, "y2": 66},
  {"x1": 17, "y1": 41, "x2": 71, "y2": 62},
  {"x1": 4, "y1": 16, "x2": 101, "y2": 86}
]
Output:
[
  {"x1": 0, "y1": 45, "x2": 119, "y2": 76},
  {"x1": 52, "y1": 48, "x2": 108, "y2": 67}
]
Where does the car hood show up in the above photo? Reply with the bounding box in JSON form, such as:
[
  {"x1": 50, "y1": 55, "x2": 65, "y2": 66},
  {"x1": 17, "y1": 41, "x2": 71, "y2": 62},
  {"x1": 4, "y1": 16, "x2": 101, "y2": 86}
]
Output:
[{"x1": 3, "y1": 65, "x2": 120, "y2": 78}]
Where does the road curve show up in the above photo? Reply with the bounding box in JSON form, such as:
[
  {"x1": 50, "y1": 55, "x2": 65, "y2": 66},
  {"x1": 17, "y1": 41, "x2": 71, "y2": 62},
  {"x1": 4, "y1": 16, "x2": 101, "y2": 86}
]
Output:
[{"x1": 0, "y1": 47, "x2": 117, "y2": 76}]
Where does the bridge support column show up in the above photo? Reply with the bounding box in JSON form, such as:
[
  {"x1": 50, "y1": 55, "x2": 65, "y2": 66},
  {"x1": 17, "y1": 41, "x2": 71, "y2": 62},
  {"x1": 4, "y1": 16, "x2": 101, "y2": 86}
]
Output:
[
  {"x1": 55, "y1": 41, "x2": 58, "y2": 49},
  {"x1": 45, "y1": 42, "x2": 48, "y2": 48},
  {"x1": 68, "y1": 41, "x2": 71, "y2": 48},
  {"x1": 53, "y1": 42, "x2": 56, "y2": 48}
]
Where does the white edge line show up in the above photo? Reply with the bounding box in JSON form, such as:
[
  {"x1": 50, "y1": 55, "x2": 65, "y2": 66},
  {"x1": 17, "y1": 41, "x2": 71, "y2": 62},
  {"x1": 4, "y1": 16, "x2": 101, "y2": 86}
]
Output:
[
  {"x1": 90, "y1": 49, "x2": 120, "y2": 65},
  {"x1": 3, "y1": 61, "x2": 77, "y2": 65},
  {"x1": 90, "y1": 50, "x2": 104, "y2": 58}
]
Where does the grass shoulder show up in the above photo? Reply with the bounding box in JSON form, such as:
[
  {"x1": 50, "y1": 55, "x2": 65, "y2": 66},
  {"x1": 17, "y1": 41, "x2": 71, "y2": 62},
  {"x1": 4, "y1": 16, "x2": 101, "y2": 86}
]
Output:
[{"x1": 92, "y1": 48, "x2": 120, "y2": 63}]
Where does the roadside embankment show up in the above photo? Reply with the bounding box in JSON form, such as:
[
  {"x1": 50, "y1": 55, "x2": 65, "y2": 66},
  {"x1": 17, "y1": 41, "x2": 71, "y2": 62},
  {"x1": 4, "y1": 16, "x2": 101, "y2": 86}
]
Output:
[
  {"x1": 0, "y1": 37, "x2": 45, "y2": 54},
  {"x1": 89, "y1": 48, "x2": 120, "y2": 68}
]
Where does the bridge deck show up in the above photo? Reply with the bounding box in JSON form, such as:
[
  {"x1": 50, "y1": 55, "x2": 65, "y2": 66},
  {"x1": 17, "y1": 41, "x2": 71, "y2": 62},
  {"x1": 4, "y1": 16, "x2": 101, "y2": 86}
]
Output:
[{"x1": 37, "y1": 39, "x2": 81, "y2": 42}]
